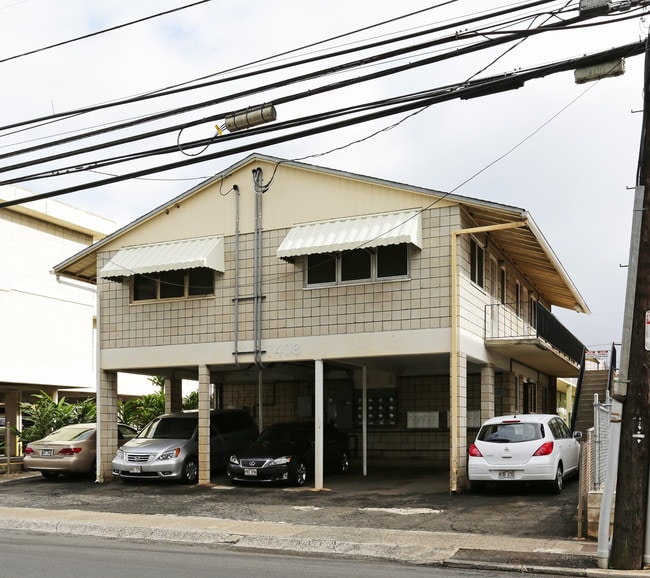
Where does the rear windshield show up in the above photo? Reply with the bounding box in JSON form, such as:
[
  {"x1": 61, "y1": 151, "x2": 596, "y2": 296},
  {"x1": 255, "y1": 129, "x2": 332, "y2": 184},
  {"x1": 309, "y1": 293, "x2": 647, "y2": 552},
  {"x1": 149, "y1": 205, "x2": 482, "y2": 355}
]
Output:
[
  {"x1": 478, "y1": 422, "x2": 543, "y2": 443},
  {"x1": 42, "y1": 426, "x2": 95, "y2": 442},
  {"x1": 139, "y1": 417, "x2": 196, "y2": 440}
]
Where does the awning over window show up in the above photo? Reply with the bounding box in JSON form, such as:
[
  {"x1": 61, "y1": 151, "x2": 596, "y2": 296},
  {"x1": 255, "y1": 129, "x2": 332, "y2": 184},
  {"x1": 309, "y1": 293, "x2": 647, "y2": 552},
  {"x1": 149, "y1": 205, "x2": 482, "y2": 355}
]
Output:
[
  {"x1": 99, "y1": 236, "x2": 224, "y2": 279},
  {"x1": 277, "y1": 209, "x2": 422, "y2": 260}
]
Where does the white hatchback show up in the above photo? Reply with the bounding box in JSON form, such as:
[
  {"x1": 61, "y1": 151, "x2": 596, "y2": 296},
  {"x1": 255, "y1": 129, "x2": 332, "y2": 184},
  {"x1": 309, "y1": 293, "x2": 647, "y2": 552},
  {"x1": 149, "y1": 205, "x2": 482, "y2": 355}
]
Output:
[{"x1": 468, "y1": 414, "x2": 582, "y2": 493}]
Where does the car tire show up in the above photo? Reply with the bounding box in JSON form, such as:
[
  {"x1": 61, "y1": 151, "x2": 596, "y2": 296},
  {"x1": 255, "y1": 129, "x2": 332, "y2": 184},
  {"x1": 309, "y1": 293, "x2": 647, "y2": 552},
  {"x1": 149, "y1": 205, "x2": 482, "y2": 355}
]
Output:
[
  {"x1": 41, "y1": 471, "x2": 59, "y2": 480},
  {"x1": 338, "y1": 450, "x2": 350, "y2": 474},
  {"x1": 181, "y1": 457, "x2": 199, "y2": 484},
  {"x1": 292, "y1": 460, "x2": 307, "y2": 487},
  {"x1": 549, "y1": 463, "x2": 563, "y2": 494}
]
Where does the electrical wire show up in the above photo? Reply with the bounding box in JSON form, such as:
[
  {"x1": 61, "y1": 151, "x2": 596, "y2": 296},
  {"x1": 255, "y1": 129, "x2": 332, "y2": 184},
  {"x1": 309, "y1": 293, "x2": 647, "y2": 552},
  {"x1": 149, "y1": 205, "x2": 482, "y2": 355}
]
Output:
[
  {"x1": 0, "y1": 0, "x2": 214, "y2": 65},
  {"x1": 0, "y1": 38, "x2": 644, "y2": 209},
  {"x1": 0, "y1": 0, "x2": 560, "y2": 137},
  {"x1": 0, "y1": 8, "x2": 593, "y2": 174}
]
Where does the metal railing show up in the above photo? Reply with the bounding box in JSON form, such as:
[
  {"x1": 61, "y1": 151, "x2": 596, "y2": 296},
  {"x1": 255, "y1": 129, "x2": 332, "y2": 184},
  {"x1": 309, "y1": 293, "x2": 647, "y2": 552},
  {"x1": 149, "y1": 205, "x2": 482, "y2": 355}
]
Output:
[{"x1": 485, "y1": 301, "x2": 584, "y2": 365}]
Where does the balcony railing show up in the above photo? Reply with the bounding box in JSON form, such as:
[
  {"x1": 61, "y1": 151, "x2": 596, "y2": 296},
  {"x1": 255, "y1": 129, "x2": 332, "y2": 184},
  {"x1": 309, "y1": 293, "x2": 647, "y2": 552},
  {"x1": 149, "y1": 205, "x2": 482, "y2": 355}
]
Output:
[{"x1": 485, "y1": 300, "x2": 584, "y2": 365}]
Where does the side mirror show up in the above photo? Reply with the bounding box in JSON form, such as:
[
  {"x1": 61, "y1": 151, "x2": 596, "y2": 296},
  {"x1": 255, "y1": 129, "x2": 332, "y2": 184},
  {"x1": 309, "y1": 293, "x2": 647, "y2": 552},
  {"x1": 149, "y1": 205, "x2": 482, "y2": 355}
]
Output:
[{"x1": 573, "y1": 431, "x2": 582, "y2": 440}]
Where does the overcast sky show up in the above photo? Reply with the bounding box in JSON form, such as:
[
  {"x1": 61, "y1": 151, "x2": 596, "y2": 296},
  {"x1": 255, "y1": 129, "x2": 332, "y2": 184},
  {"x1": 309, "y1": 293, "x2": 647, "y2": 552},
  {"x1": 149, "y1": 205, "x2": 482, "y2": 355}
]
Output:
[{"x1": 2, "y1": 0, "x2": 648, "y2": 354}]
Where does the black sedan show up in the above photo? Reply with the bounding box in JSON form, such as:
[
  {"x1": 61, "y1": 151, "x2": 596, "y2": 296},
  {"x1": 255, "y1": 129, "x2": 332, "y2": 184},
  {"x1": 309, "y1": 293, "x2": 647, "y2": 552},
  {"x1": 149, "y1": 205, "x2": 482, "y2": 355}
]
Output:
[{"x1": 227, "y1": 422, "x2": 350, "y2": 486}]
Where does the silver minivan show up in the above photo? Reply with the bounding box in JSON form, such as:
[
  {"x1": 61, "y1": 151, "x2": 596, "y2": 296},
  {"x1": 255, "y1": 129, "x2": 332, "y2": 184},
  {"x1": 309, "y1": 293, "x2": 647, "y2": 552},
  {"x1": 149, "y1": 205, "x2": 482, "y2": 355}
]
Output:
[{"x1": 112, "y1": 409, "x2": 257, "y2": 484}]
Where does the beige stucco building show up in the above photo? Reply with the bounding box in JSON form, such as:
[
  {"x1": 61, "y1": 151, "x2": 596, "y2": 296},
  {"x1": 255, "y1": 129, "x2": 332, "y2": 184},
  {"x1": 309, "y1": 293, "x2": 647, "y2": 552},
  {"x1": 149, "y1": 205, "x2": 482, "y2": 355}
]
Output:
[{"x1": 54, "y1": 154, "x2": 589, "y2": 492}]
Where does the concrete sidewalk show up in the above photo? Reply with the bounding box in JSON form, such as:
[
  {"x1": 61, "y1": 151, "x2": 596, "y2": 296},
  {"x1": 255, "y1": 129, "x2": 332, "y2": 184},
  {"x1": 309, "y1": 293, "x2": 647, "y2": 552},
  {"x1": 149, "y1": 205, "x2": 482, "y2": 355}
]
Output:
[{"x1": 0, "y1": 504, "x2": 643, "y2": 577}]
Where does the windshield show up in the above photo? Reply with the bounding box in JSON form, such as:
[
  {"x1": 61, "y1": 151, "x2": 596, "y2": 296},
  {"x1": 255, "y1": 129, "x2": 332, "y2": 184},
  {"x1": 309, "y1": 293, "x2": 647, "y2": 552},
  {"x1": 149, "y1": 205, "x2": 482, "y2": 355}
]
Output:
[
  {"x1": 42, "y1": 426, "x2": 95, "y2": 442},
  {"x1": 138, "y1": 417, "x2": 196, "y2": 440},
  {"x1": 478, "y1": 422, "x2": 543, "y2": 443}
]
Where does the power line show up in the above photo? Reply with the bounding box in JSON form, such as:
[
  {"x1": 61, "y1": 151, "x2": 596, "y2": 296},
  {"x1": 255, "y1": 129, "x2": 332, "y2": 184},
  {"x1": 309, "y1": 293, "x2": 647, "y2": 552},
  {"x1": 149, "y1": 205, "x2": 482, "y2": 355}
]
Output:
[
  {"x1": 0, "y1": 7, "x2": 593, "y2": 177},
  {"x1": 0, "y1": 0, "x2": 558, "y2": 136},
  {"x1": 0, "y1": 39, "x2": 643, "y2": 209},
  {"x1": 0, "y1": 0, "x2": 214, "y2": 65}
]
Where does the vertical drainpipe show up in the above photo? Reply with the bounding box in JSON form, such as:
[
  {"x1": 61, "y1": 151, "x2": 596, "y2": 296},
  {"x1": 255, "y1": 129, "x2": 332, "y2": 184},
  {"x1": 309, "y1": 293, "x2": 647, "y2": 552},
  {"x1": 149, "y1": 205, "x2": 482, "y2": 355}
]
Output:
[
  {"x1": 252, "y1": 169, "x2": 266, "y2": 435},
  {"x1": 252, "y1": 168, "x2": 265, "y2": 370},
  {"x1": 233, "y1": 185, "x2": 241, "y2": 369}
]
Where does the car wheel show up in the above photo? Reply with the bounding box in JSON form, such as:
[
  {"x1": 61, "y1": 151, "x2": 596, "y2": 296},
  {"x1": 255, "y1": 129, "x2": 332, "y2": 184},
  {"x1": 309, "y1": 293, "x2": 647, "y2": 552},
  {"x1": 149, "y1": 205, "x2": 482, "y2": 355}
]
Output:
[
  {"x1": 292, "y1": 460, "x2": 307, "y2": 487},
  {"x1": 338, "y1": 450, "x2": 350, "y2": 473},
  {"x1": 181, "y1": 457, "x2": 199, "y2": 484},
  {"x1": 549, "y1": 463, "x2": 563, "y2": 494},
  {"x1": 41, "y1": 471, "x2": 59, "y2": 480}
]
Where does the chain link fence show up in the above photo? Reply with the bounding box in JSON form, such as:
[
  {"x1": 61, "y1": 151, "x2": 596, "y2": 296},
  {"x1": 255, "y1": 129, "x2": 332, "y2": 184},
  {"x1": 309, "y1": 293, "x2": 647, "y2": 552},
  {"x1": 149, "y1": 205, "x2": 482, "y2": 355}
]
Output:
[{"x1": 577, "y1": 392, "x2": 612, "y2": 539}]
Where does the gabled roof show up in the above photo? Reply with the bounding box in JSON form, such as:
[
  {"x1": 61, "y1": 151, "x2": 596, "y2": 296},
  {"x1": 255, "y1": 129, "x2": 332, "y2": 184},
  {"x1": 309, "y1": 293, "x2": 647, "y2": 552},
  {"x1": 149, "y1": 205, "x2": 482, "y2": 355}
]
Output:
[{"x1": 52, "y1": 153, "x2": 589, "y2": 314}]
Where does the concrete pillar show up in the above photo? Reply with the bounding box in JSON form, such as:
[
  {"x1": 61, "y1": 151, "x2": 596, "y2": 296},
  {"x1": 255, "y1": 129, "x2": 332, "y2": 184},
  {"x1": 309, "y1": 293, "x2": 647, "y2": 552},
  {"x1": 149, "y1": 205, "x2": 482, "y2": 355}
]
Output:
[
  {"x1": 4, "y1": 390, "x2": 21, "y2": 457},
  {"x1": 97, "y1": 371, "x2": 118, "y2": 483},
  {"x1": 165, "y1": 377, "x2": 183, "y2": 414},
  {"x1": 501, "y1": 371, "x2": 517, "y2": 414},
  {"x1": 480, "y1": 363, "x2": 495, "y2": 423},
  {"x1": 198, "y1": 364, "x2": 211, "y2": 486},
  {"x1": 314, "y1": 359, "x2": 324, "y2": 490},
  {"x1": 450, "y1": 350, "x2": 467, "y2": 493}
]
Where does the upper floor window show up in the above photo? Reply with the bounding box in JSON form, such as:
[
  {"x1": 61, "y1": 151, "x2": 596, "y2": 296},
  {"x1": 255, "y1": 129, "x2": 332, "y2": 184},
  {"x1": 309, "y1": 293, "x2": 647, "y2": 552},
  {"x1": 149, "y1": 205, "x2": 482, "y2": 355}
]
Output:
[
  {"x1": 499, "y1": 266, "x2": 507, "y2": 304},
  {"x1": 132, "y1": 267, "x2": 215, "y2": 301},
  {"x1": 470, "y1": 238, "x2": 484, "y2": 288},
  {"x1": 306, "y1": 244, "x2": 409, "y2": 286}
]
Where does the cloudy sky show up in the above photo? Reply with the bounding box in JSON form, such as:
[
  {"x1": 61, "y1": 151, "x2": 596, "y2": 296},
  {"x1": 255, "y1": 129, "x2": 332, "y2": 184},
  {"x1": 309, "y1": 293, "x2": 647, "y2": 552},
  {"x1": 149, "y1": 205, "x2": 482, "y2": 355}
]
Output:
[{"x1": 2, "y1": 0, "x2": 648, "y2": 353}]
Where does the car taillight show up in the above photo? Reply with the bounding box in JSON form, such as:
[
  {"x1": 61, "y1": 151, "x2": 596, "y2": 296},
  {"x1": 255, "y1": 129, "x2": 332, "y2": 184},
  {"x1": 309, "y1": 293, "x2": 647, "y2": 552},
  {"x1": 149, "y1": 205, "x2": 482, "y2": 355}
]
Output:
[
  {"x1": 469, "y1": 443, "x2": 483, "y2": 457},
  {"x1": 533, "y1": 442, "x2": 554, "y2": 456},
  {"x1": 58, "y1": 448, "x2": 82, "y2": 456},
  {"x1": 24, "y1": 446, "x2": 34, "y2": 454}
]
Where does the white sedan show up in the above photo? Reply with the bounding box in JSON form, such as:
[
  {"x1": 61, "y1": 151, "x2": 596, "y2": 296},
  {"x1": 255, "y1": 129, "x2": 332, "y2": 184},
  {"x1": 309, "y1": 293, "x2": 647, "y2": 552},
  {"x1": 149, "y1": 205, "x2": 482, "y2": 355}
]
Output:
[{"x1": 468, "y1": 414, "x2": 582, "y2": 493}]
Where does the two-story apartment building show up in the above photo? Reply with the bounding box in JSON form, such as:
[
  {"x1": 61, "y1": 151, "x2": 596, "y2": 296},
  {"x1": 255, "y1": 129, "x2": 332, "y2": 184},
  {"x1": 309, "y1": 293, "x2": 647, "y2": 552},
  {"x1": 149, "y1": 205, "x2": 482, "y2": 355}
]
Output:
[
  {"x1": 53, "y1": 154, "x2": 588, "y2": 492},
  {"x1": 0, "y1": 185, "x2": 114, "y2": 455}
]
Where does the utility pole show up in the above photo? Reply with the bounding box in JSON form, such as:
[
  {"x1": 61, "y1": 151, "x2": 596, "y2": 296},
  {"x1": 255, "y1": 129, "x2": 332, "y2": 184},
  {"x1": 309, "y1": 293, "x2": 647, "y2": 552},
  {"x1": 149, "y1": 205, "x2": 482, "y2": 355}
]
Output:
[{"x1": 610, "y1": 37, "x2": 650, "y2": 570}]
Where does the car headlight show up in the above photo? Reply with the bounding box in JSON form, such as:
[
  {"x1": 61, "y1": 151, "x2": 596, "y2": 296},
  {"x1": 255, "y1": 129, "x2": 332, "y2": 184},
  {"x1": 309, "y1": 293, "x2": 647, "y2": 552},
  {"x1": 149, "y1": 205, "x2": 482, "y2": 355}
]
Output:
[
  {"x1": 229, "y1": 455, "x2": 239, "y2": 465},
  {"x1": 115, "y1": 449, "x2": 124, "y2": 460},
  {"x1": 158, "y1": 448, "x2": 181, "y2": 461},
  {"x1": 270, "y1": 456, "x2": 292, "y2": 466}
]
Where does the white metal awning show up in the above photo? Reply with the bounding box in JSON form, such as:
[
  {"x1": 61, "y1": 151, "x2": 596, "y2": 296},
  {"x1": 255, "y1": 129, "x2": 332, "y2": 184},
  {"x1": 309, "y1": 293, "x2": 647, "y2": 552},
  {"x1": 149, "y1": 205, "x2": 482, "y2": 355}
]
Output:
[
  {"x1": 277, "y1": 209, "x2": 422, "y2": 260},
  {"x1": 99, "y1": 236, "x2": 225, "y2": 279}
]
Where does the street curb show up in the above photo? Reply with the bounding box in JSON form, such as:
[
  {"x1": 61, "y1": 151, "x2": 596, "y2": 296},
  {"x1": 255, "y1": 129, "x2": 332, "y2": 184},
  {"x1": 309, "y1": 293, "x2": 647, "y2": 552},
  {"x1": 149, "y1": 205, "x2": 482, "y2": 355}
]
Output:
[{"x1": 0, "y1": 506, "x2": 646, "y2": 575}]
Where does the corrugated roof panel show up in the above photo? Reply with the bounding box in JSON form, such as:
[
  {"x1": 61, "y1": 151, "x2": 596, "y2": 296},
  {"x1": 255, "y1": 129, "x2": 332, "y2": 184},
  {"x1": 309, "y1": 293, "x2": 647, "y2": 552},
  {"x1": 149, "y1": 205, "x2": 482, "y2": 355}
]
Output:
[
  {"x1": 277, "y1": 210, "x2": 422, "y2": 260},
  {"x1": 99, "y1": 236, "x2": 224, "y2": 278}
]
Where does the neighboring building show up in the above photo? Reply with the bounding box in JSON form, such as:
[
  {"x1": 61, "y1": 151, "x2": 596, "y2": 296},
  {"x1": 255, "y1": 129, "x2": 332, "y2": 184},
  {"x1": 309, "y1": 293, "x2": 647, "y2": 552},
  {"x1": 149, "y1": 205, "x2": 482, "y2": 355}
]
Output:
[
  {"x1": 54, "y1": 154, "x2": 589, "y2": 491},
  {"x1": 0, "y1": 185, "x2": 114, "y2": 455}
]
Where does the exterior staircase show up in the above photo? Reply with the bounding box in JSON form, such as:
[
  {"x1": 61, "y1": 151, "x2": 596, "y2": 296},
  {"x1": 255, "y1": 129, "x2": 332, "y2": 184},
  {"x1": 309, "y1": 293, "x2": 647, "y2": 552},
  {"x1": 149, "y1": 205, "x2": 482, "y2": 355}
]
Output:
[{"x1": 573, "y1": 369, "x2": 610, "y2": 435}]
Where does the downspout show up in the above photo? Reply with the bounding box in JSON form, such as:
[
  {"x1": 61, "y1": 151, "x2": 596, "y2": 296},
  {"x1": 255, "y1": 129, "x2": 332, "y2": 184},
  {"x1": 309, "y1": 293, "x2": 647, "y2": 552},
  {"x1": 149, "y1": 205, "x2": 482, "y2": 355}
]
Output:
[
  {"x1": 252, "y1": 168, "x2": 266, "y2": 370},
  {"x1": 450, "y1": 220, "x2": 527, "y2": 494},
  {"x1": 232, "y1": 185, "x2": 242, "y2": 369}
]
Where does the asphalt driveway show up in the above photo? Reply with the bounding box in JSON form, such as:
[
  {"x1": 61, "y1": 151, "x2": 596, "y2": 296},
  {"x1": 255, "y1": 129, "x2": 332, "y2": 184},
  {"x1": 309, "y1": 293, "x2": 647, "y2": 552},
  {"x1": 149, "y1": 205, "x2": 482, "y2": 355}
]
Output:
[{"x1": 0, "y1": 463, "x2": 580, "y2": 540}]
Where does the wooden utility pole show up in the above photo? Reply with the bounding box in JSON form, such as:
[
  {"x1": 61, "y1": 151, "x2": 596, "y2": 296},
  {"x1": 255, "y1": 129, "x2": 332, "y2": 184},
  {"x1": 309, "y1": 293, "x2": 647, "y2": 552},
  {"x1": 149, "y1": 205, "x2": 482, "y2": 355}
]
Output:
[{"x1": 610, "y1": 39, "x2": 650, "y2": 570}]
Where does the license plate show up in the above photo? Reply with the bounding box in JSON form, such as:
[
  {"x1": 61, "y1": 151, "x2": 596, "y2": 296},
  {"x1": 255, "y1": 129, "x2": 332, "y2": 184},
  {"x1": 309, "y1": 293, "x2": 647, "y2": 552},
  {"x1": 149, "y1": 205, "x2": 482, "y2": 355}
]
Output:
[
  {"x1": 244, "y1": 468, "x2": 257, "y2": 476},
  {"x1": 498, "y1": 470, "x2": 514, "y2": 479},
  {"x1": 128, "y1": 466, "x2": 142, "y2": 473},
  {"x1": 40, "y1": 449, "x2": 54, "y2": 456}
]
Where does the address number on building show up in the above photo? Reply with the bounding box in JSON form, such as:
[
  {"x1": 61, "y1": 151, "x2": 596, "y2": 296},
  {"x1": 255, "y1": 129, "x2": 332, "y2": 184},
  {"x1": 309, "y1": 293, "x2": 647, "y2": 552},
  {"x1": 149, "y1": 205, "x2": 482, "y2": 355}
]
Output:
[{"x1": 274, "y1": 344, "x2": 301, "y2": 357}]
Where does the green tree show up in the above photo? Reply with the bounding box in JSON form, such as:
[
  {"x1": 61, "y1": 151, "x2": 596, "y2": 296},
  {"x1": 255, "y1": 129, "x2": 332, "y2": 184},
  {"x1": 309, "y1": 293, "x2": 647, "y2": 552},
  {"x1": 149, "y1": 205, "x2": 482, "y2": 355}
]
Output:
[
  {"x1": 16, "y1": 392, "x2": 75, "y2": 443},
  {"x1": 117, "y1": 376, "x2": 166, "y2": 429},
  {"x1": 182, "y1": 390, "x2": 199, "y2": 410}
]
